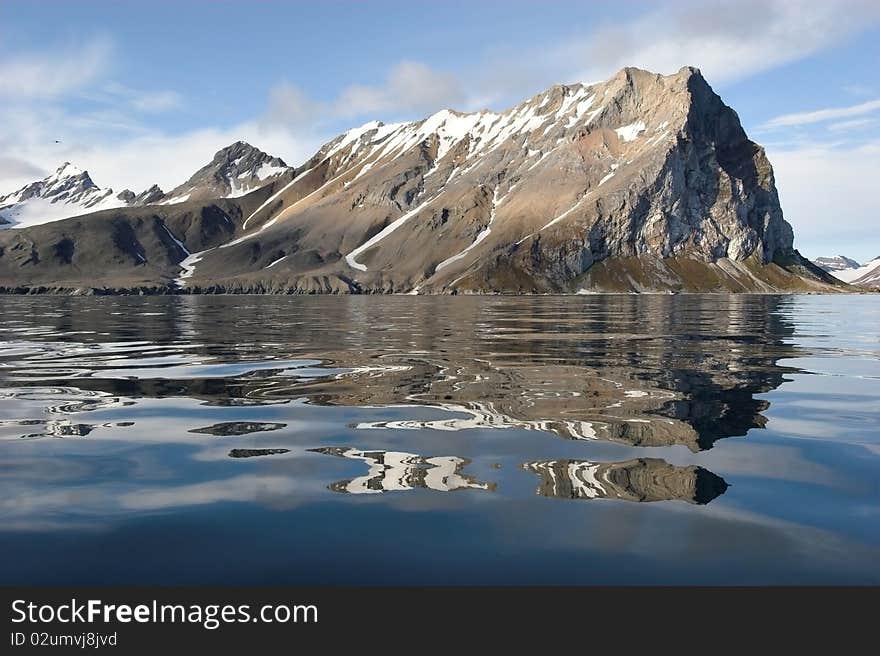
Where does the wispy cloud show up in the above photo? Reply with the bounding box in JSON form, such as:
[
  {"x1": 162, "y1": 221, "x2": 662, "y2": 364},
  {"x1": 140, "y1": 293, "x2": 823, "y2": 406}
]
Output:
[
  {"x1": 261, "y1": 60, "x2": 463, "y2": 132},
  {"x1": 0, "y1": 156, "x2": 46, "y2": 186},
  {"x1": 842, "y1": 83, "x2": 875, "y2": 97},
  {"x1": 260, "y1": 81, "x2": 322, "y2": 131},
  {"x1": 0, "y1": 113, "x2": 323, "y2": 195},
  {"x1": 129, "y1": 90, "x2": 183, "y2": 114},
  {"x1": 764, "y1": 98, "x2": 880, "y2": 129},
  {"x1": 335, "y1": 61, "x2": 464, "y2": 117},
  {"x1": 465, "y1": 0, "x2": 880, "y2": 109},
  {"x1": 0, "y1": 38, "x2": 113, "y2": 99},
  {"x1": 575, "y1": 0, "x2": 880, "y2": 85},
  {"x1": 827, "y1": 118, "x2": 876, "y2": 132}
]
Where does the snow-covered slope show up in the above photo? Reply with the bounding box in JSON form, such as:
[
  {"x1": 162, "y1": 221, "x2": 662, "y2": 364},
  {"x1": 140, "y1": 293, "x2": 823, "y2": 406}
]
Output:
[
  {"x1": 831, "y1": 257, "x2": 880, "y2": 286},
  {"x1": 0, "y1": 163, "x2": 134, "y2": 229},
  {"x1": 812, "y1": 255, "x2": 861, "y2": 273}
]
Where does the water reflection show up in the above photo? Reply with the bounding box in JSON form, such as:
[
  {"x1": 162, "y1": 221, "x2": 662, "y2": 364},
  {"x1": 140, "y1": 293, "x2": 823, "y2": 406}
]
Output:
[
  {"x1": 523, "y1": 458, "x2": 728, "y2": 504},
  {"x1": 310, "y1": 447, "x2": 495, "y2": 493},
  {"x1": 0, "y1": 295, "x2": 878, "y2": 584},
  {"x1": 191, "y1": 422, "x2": 287, "y2": 436},
  {"x1": 0, "y1": 295, "x2": 803, "y2": 452},
  {"x1": 0, "y1": 418, "x2": 134, "y2": 439},
  {"x1": 229, "y1": 448, "x2": 291, "y2": 458}
]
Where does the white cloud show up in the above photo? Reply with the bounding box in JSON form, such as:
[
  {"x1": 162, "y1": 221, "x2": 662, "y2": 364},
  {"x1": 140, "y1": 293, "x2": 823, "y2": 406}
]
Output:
[
  {"x1": 579, "y1": 0, "x2": 880, "y2": 84},
  {"x1": 261, "y1": 80, "x2": 322, "y2": 131},
  {"x1": 827, "y1": 118, "x2": 876, "y2": 132},
  {"x1": 336, "y1": 61, "x2": 464, "y2": 117},
  {"x1": 82, "y1": 83, "x2": 184, "y2": 114},
  {"x1": 842, "y1": 83, "x2": 875, "y2": 97},
  {"x1": 0, "y1": 96, "x2": 324, "y2": 194},
  {"x1": 769, "y1": 140, "x2": 880, "y2": 261},
  {"x1": 130, "y1": 90, "x2": 182, "y2": 113},
  {"x1": 764, "y1": 98, "x2": 880, "y2": 129},
  {"x1": 469, "y1": 0, "x2": 880, "y2": 108},
  {"x1": 0, "y1": 156, "x2": 46, "y2": 189},
  {"x1": 5, "y1": 123, "x2": 322, "y2": 195},
  {"x1": 0, "y1": 38, "x2": 113, "y2": 99},
  {"x1": 261, "y1": 61, "x2": 464, "y2": 134}
]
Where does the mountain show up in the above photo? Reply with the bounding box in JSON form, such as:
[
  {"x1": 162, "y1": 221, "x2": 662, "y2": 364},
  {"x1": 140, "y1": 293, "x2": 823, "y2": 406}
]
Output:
[
  {"x1": 161, "y1": 141, "x2": 292, "y2": 204},
  {"x1": 523, "y1": 458, "x2": 727, "y2": 504},
  {"x1": 0, "y1": 141, "x2": 290, "y2": 230},
  {"x1": 828, "y1": 256, "x2": 880, "y2": 288},
  {"x1": 812, "y1": 255, "x2": 861, "y2": 273},
  {"x1": 0, "y1": 66, "x2": 846, "y2": 294},
  {"x1": 0, "y1": 163, "x2": 142, "y2": 229}
]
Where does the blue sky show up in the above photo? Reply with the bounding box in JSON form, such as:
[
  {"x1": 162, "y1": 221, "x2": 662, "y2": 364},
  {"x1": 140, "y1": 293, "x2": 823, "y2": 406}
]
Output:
[{"x1": 1, "y1": 0, "x2": 878, "y2": 260}]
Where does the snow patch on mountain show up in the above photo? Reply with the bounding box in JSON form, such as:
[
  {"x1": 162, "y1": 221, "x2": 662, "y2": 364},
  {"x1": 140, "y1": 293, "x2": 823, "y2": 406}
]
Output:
[
  {"x1": 615, "y1": 121, "x2": 647, "y2": 142},
  {"x1": 831, "y1": 257, "x2": 880, "y2": 285},
  {"x1": 0, "y1": 163, "x2": 130, "y2": 229}
]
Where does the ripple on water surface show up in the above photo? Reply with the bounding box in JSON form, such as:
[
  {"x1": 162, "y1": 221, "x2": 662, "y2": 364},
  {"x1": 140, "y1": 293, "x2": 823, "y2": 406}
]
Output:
[{"x1": 0, "y1": 294, "x2": 877, "y2": 584}]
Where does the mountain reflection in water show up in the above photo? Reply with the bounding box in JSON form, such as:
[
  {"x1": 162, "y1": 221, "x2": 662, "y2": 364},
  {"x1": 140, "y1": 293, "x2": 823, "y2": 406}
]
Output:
[
  {"x1": 310, "y1": 447, "x2": 495, "y2": 493},
  {"x1": 0, "y1": 294, "x2": 877, "y2": 584},
  {"x1": 523, "y1": 458, "x2": 728, "y2": 504}
]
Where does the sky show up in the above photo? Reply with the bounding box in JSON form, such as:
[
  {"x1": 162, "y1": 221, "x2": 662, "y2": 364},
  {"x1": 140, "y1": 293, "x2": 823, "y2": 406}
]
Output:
[{"x1": 0, "y1": 0, "x2": 878, "y2": 261}]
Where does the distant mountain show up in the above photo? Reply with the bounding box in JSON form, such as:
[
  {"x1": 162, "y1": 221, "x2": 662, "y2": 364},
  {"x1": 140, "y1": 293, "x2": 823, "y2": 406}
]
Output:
[
  {"x1": 0, "y1": 163, "x2": 141, "y2": 229},
  {"x1": 0, "y1": 141, "x2": 290, "y2": 229},
  {"x1": 0, "y1": 67, "x2": 846, "y2": 294},
  {"x1": 830, "y1": 256, "x2": 880, "y2": 288},
  {"x1": 812, "y1": 255, "x2": 861, "y2": 273},
  {"x1": 161, "y1": 141, "x2": 292, "y2": 204}
]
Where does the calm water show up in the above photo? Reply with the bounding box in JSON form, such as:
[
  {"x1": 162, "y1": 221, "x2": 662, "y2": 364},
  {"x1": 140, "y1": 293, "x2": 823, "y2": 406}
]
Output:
[{"x1": 0, "y1": 294, "x2": 877, "y2": 584}]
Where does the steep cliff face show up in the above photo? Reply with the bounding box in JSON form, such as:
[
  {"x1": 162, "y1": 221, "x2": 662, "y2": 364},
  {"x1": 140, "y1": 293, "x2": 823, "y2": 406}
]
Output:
[{"x1": 0, "y1": 67, "x2": 843, "y2": 294}]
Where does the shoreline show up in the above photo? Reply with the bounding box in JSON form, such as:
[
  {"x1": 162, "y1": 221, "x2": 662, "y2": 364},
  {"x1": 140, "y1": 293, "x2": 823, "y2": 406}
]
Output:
[{"x1": 0, "y1": 286, "x2": 870, "y2": 297}]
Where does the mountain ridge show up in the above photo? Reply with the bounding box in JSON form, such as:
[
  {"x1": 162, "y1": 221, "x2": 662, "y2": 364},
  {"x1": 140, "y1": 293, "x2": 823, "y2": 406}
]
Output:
[
  {"x1": 0, "y1": 66, "x2": 850, "y2": 294},
  {"x1": 0, "y1": 142, "x2": 291, "y2": 229},
  {"x1": 811, "y1": 254, "x2": 880, "y2": 288}
]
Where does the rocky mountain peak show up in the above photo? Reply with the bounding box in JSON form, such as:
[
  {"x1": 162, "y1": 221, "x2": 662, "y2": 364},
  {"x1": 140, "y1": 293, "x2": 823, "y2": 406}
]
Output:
[
  {"x1": 163, "y1": 141, "x2": 292, "y2": 202},
  {"x1": 0, "y1": 162, "x2": 119, "y2": 228}
]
